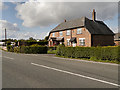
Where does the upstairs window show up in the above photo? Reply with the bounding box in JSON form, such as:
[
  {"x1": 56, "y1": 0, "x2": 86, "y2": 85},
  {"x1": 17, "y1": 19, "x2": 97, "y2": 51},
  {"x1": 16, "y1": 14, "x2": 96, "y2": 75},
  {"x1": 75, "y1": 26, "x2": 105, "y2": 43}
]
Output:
[
  {"x1": 66, "y1": 30, "x2": 70, "y2": 35},
  {"x1": 77, "y1": 28, "x2": 82, "y2": 34},
  {"x1": 59, "y1": 31, "x2": 63, "y2": 36},
  {"x1": 79, "y1": 38, "x2": 85, "y2": 46},
  {"x1": 52, "y1": 33, "x2": 55, "y2": 37}
]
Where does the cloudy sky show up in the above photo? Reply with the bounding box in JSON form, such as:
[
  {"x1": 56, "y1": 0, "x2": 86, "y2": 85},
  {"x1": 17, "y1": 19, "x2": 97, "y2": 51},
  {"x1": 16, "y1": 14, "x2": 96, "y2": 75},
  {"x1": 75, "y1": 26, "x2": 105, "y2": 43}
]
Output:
[{"x1": 0, "y1": 0, "x2": 119, "y2": 40}]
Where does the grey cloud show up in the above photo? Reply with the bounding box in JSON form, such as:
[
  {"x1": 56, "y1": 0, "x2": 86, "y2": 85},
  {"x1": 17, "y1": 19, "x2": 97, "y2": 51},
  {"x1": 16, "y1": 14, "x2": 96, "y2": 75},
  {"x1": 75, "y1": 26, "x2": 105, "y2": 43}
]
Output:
[
  {"x1": 0, "y1": 20, "x2": 20, "y2": 31},
  {"x1": 15, "y1": 2, "x2": 118, "y2": 28}
]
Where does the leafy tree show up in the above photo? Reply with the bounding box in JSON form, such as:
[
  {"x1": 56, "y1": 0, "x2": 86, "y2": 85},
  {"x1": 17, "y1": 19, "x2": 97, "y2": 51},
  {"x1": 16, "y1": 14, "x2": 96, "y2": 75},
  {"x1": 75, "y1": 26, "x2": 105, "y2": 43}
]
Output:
[{"x1": 44, "y1": 36, "x2": 49, "y2": 41}]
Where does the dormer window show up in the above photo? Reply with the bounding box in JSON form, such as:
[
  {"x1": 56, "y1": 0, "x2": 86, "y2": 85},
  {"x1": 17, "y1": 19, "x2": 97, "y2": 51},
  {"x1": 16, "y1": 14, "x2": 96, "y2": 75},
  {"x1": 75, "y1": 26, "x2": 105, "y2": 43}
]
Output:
[
  {"x1": 52, "y1": 32, "x2": 55, "y2": 37},
  {"x1": 77, "y1": 28, "x2": 82, "y2": 34}
]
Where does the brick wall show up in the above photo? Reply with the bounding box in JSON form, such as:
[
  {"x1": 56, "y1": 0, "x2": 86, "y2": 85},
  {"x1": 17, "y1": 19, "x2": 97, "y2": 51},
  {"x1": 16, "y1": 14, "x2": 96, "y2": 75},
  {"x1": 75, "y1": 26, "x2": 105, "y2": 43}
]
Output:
[
  {"x1": 49, "y1": 29, "x2": 114, "y2": 47},
  {"x1": 49, "y1": 27, "x2": 91, "y2": 47},
  {"x1": 92, "y1": 35, "x2": 114, "y2": 46}
]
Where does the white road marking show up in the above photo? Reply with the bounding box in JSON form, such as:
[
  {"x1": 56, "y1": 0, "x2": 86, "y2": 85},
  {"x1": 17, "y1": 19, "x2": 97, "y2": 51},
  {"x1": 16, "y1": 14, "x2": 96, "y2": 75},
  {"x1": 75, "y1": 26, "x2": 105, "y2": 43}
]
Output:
[
  {"x1": 3, "y1": 56, "x2": 14, "y2": 60},
  {"x1": 42, "y1": 56, "x2": 48, "y2": 57},
  {"x1": 31, "y1": 62, "x2": 120, "y2": 87},
  {"x1": 52, "y1": 57, "x2": 118, "y2": 66}
]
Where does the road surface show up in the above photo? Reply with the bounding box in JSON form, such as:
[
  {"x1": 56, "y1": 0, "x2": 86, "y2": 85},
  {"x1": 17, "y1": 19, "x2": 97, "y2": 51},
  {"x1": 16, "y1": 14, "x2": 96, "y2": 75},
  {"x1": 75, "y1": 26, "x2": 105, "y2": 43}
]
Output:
[{"x1": 2, "y1": 50, "x2": 119, "y2": 89}]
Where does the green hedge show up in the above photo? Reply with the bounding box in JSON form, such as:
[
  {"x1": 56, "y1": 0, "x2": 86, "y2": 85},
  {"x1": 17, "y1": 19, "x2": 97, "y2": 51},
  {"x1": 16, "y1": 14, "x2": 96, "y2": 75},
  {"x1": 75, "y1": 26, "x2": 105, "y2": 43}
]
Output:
[
  {"x1": 56, "y1": 46, "x2": 120, "y2": 61},
  {"x1": 7, "y1": 45, "x2": 47, "y2": 54}
]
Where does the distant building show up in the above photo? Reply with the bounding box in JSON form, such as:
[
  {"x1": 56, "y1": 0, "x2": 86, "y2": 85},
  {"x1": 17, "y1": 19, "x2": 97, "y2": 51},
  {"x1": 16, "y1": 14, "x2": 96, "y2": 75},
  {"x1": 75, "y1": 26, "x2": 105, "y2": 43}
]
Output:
[
  {"x1": 48, "y1": 9, "x2": 114, "y2": 47},
  {"x1": 0, "y1": 42, "x2": 5, "y2": 46},
  {"x1": 11, "y1": 42, "x2": 16, "y2": 46},
  {"x1": 36, "y1": 39, "x2": 40, "y2": 42},
  {"x1": 114, "y1": 33, "x2": 120, "y2": 46}
]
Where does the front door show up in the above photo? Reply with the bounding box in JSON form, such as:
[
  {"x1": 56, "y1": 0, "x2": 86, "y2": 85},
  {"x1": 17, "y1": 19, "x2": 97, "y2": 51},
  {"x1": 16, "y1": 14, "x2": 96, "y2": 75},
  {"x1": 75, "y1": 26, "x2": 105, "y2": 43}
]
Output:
[{"x1": 72, "y1": 42, "x2": 76, "y2": 47}]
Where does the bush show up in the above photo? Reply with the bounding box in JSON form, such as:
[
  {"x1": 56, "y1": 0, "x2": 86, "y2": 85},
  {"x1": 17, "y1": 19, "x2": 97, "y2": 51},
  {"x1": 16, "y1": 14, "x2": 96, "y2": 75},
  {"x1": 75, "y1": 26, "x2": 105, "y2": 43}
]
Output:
[
  {"x1": 20, "y1": 45, "x2": 47, "y2": 54},
  {"x1": 7, "y1": 45, "x2": 14, "y2": 52},
  {"x1": 14, "y1": 47, "x2": 20, "y2": 53},
  {"x1": 56, "y1": 46, "x2": 120, "y2": 62},
  {"x1": 47, "y1": 49, "x2": 57, "y2": 54},
  {"x1": 7, "y1": 45, "x2": 47, "y2": 54},
  {"x1": 48, "y1": 47, "x2": 57, "y2": 51}
]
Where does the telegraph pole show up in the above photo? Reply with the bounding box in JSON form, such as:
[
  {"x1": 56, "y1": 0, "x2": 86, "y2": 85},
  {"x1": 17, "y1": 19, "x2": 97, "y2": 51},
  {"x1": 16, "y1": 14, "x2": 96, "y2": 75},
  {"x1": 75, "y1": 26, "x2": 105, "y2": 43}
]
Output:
[
  {"x1": 5, "y1": 28, "x2": 7, "y2": 45},
  {"x1": 5, "y1": 28, "x2": 7, "y2": 41}
]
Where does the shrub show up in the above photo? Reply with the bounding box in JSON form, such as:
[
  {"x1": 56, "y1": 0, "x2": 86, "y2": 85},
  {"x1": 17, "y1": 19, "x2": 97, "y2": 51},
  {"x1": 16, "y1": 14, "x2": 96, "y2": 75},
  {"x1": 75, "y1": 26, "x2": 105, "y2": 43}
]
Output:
[
  {"x1": 7, "y1": 45, "x2": 48, "y2": 54},
  {"x1": 48, "y1": 47, "x2": 57, "y2": 51},
  {"x1": 19, "y1": 45, "x2": 47, "y2": 54},
  {"x1": 47, "y1": 49, "x2": 57, "y2": 54},
  {"x1": 14, "y1": 47, "x2": 20, "y2": 53},
  {"x1": 56, "y1": 46, "x2": 120, "y2": 62},
  {"x1": 7, "y1": 45, "x2": 14, "y2": 52}
]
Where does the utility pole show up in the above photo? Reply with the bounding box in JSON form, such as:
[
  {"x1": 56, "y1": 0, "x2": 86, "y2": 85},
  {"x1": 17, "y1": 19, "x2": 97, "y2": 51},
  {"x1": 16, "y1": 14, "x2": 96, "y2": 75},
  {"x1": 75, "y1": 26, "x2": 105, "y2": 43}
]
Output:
[
  {"x1": 5, "y1": 28, "x2": 7, "y2": 41},
  {"x1": 5, "y1": 28, "x2": 7, "y2": 45}
]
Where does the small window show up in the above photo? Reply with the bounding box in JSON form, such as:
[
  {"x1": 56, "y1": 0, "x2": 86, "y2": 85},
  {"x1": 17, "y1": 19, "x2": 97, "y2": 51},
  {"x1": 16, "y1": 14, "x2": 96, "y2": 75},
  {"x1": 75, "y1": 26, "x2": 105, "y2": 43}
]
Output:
[
  {"x1": 67, "y1": 39, "x2": 70, "y2": 46},
  {"x1": 59, "y1": 31, "x2": 63, "y2": 36},
  {"x1": 66, "y1": 30, "x2": 71, "y2": 35},
  {"x1": 77, "y1": 28, "x2": 82, "y2": 34},
  {"x1": 79, "y1": 38, "x2": 85, "y2": 46},
  {"x1": 52, "y1": 33, "x2": 55, "y2": 37}
]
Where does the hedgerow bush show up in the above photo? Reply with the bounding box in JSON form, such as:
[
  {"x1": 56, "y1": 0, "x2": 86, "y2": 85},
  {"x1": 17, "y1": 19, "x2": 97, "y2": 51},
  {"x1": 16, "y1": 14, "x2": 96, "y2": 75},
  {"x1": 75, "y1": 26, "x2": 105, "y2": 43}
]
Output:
[
  {"x1": 56, "y1": 45, "x2": 120, "y2": 61},
  {"x1": 7, "y1": 45, "x2": 47, "y2": 54},
  {"x1": 14, "y1": 47, "x2": 20, "y2": 53},
  {"x1": 7, "y1": 45, "x2": 14, "y2": 52}
]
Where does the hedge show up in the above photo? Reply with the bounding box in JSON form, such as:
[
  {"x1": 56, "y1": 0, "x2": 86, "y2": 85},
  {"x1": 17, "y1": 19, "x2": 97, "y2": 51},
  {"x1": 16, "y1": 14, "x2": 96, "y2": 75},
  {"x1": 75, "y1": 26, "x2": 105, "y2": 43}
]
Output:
[
  {"x1": 7, "y1": 45, "x2": 47, "y2": 54},
  {"x1": 18, "y1": 41, "x2": 48, "y2": 46},
  {"x1": 56, "y1": 46, "x2": 120, "y2": 61}
]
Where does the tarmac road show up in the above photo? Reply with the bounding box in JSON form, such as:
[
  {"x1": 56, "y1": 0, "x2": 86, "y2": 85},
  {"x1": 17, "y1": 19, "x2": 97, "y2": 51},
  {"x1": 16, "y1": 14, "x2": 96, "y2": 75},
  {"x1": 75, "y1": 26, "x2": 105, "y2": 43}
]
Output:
[{"x1": 2, "y1": 50, "x2": 119, "y2": 89}]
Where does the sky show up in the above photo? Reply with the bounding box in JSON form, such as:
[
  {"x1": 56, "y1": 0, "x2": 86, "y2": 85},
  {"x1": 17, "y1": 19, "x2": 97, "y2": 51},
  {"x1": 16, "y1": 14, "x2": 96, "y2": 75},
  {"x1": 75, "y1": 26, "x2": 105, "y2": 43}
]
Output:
[{"x1": 0, "y1": 0, "x2": 119, "y2": 40}]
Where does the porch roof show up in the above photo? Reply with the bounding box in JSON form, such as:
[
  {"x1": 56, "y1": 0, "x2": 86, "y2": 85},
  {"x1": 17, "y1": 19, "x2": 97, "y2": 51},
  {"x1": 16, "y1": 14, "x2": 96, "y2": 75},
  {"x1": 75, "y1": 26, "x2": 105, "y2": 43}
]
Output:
[{"x1": 70, "y1": 37, "x2": 76, "y2": 42}]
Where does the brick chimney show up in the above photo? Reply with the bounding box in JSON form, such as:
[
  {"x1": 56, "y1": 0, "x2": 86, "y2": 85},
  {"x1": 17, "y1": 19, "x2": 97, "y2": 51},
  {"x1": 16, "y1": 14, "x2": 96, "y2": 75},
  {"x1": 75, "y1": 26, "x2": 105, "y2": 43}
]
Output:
[
  {"x1": 64, "y1": 19, "x2": 66, "y2": 22},
  {"x1": 92, "y1": 9, "x2": 96, "y2": 21}
]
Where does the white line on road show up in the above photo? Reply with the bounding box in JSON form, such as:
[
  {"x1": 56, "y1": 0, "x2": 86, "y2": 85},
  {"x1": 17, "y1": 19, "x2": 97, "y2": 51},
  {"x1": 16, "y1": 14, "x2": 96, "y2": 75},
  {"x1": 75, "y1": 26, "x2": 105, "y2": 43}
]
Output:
[
  {"x1": 42, "y1": 56, "x2": 48, "y2": 57},
  {"x1": 3, "y1": 56, "x2": 14, "y2": 60},
  {"x1": 31, "y1": 62, "x2": 120, "y2": 87},
  {"x1": 52, "y1": 57, "x2": 118, "y2": 66}
]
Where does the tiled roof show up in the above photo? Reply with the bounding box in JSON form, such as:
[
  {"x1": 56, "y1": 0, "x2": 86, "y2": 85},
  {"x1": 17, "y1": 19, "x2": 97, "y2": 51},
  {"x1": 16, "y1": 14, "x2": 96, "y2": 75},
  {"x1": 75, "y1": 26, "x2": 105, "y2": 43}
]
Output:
[{"x1": 50, "y1": 17, "x2": 114, "y2": 35}]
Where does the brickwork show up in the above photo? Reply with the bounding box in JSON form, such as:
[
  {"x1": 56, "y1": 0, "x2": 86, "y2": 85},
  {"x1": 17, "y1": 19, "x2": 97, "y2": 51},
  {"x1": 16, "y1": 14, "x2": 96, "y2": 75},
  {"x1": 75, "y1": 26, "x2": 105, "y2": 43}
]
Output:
[
  {"x1": 49, "y1": 27, "x2": 92, "y2": 47},
  {"x1": 49, "y1": 28, "x2": 114, "y2": 47},
  {"x1": 92, "y1": 35, "x2": 114, "y2": 46}
]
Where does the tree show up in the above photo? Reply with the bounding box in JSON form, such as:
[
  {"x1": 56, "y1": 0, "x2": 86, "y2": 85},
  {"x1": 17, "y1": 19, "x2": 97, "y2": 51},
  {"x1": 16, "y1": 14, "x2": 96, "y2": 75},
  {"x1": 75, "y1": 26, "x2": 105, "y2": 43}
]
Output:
[
  {"x1": 44, "y1": 36, "x2": 49, "y2": 41},
  {"x1": 29, "y1": 37, "x2": 34, "y2": 40}
]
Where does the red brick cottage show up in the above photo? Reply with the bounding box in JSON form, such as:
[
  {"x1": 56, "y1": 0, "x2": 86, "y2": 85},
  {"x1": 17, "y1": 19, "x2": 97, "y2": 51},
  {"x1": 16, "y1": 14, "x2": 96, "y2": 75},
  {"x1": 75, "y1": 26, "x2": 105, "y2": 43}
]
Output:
[{"x1": 48, "y1": 10, "x2": 114, "y2": 47}]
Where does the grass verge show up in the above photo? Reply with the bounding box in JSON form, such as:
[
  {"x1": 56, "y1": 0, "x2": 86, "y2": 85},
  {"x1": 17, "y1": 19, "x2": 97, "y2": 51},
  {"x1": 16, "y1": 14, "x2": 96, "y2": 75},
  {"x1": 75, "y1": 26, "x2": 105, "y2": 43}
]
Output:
[{"x1": 55, "y1": 55, "x2": 120, "y2": 64}]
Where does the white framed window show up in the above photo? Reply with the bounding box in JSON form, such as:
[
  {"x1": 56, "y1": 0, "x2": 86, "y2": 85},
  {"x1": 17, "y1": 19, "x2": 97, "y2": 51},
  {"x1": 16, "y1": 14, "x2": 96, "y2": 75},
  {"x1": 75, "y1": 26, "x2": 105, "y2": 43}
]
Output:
[
  {"x1": 59, "y1": 31, "x2": 63, "y2": 36},
  {"x1": 66, "y1": 30, "x2": 71, "y2": 35},
  {"x1": 77, "y1": 28, "x2": 82, "y2": 34},
  {"x1": 79, "y1": 38, "x2": 85, "y2": 46},
  {"x1": 67, "y1": 39, "x2": 70, "y2": 46},
  {"x1": 52, "y1": 32, "x2": 55, "y2": 37}
]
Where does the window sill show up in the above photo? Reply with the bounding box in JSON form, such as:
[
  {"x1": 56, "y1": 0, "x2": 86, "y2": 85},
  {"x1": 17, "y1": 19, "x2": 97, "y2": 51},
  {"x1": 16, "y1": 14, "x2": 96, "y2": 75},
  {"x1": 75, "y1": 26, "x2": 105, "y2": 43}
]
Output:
[{"x1": 77, "y1": 33, "x2": 82, "y2": 35}]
